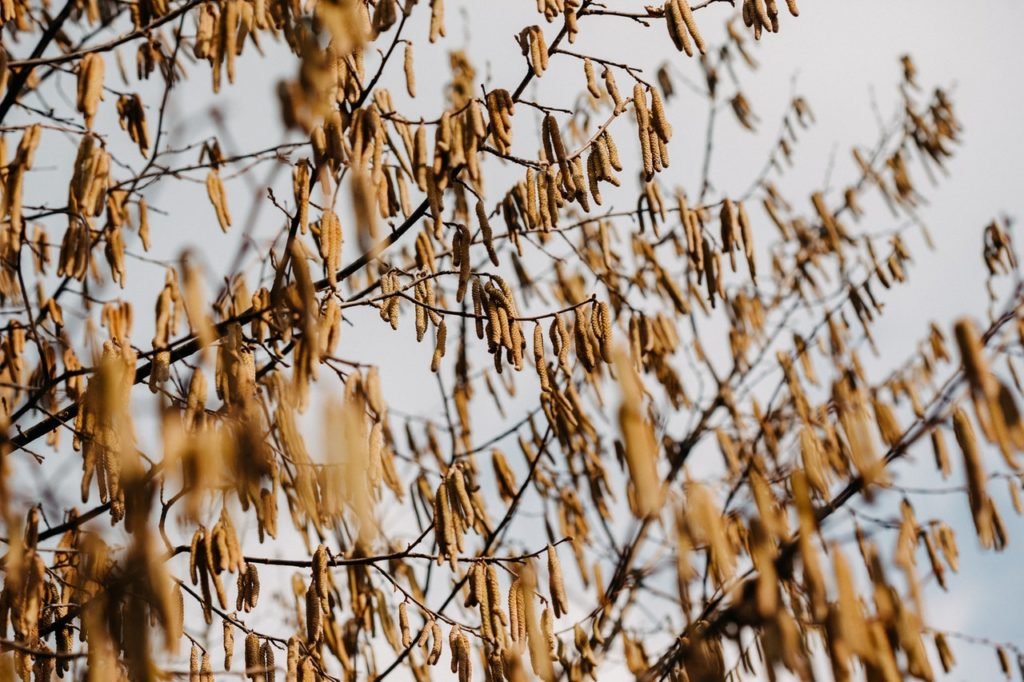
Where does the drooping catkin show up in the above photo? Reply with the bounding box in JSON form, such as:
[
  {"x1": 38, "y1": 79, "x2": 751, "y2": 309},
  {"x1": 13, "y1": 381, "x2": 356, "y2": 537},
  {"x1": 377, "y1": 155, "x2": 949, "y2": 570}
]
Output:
[
  {"x1": 934, "y1": 632, "x2": 955, "y2": 673},
  {"x1": 614, "y1": 348, "x2": 664, "y2": 517},
  {"x1": 223, "y1": 620, "x2": 234, "y2": 670},
  {"x1": 305, "y1": 584, "x2": 322, "y2": 643},
  {"x1": 431, "y1": 319, "x2": 447, "y2": 372},
  {"x1": 737, "y1": 201, "x2": 756, "y2": 281},
  {"x1": 633, "y1": 84, "x2": 654, "y2": 178},
  {"x1": 398, "y1": 602, "x2": 411, "y2": 647},
  {"x1": 428, "y1": 619, "x2": 443, "y2": 664},
  {"x1": 584, "y1": 58, "x2": 601, "y2": 99},
  {"x1": 76, "y1": 53, "x2": 104, "y2": 128},
  {"x1": 649, "y1": 86, "x2": 672, "y2": 143},
  {"x1": 603, "y1": 67, "x2": 624, "y2": 114},
  {"x1": 429, "y1": 0, "x2": 446, "y2": 42},
  {"x1": 526, "y1": 26, "x2": 548, "y2": 77},
  {"x1": 953, "y1": 407, "x2": 995, "y2": 547},
  {"x1": 241, "y1": 562, "x2": 260, "y2": 611},
  {"x1": 206, "y1": 170, "x2": 232, "y2": 232},
  {"x1": 260, "y1": 640, "x2": 276, "y2": 682},
  {"x1": 477, "y1": 200, "x2": 499, "y2": 266},
  {"x1": 547, "y1": 544, "x2": 569, "y2": 618},
  {"x1": 677, "y1": 0, "x2": 707, "y2": 54},
  {"x1": 318, "y1": 210, "x2": 343, "y2": 287},
  {"x1": 665, "y1": 0, "x2": 693, "y2": 57},
  {"x1": 534, "y1": 322, "x2": 551, "y2": 391},
  {"x1": 544, "y1": 114, "x2": 572, "y2": 193},
  {"x1": 244, "y1": 633, "x2": 260, "y2": 675},
  {"x1": 312, "y1": 544, "x2": 329, "y2": 608},
  {"x1": 403, "y1": 42, "x2": 416, "y2": 97},
  {"x1": 520, "y1": 564, "x2": 555, "y2": 681}
]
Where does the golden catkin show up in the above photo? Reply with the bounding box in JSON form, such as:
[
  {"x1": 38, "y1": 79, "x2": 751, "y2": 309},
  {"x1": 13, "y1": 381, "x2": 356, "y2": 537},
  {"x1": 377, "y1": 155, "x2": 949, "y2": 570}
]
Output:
[
  {"x1": 431, "y1": 319, "x2": 447, "y2": 372},
  {"x1": 584, "y1": 58, "x2": 601, "y2": 98},
  {"x1": 429, "y1": 620, "x2": 443, "y2": 664},
  {"x1": 603, "y1": 67, "x2": 624, "y2": 113},
  {"x1": 429, "y1": 0, "x2": 446, "y2": 42},
  {"x1": 399, "y1": 602, "x2": 411, "y2": 647},
  {"x1": 305, "y1": 584, "x2": 322, "y2": 643},
  {"x1": 260, "y1": 640, "x2": 275, "y2": 682},
  {"x1": 520, "y1": 564, "x2": 555, "y2": 681},
  {"x1": 76, "y1": 53, "x2": 104, "y2": 128},
  {"x1": 649, "y1": 85, "x2": 672, "y2": 142},
  {"x1": 403, "y1": 42, "x2": 416, "y2": 97},
  {"x1": 665, "y1": 0, "x2": 693, "y2": 57},
  {"x1": 223, "y1": 620, "x2": 234, "y2": 671},
  {"x1": 477, "y1": 200, "x2": 499, "y2": 266},
  {"x1": 206, "y1": 170, "x2": 232, "y2": 232},
  {"x1": 534, "y1": 322, "x2": 550, "y2": 391},
  {"x1": 677, "y1": 0, "x2": 707, "y2": 54},
  {"x1": 953, "y1": 408, "x2": 995, "y2": 547},
  {"x1": 547, "y1": 544, "x2": 569, "y2": 618},
  {"x1": 634, "y1": 84, "x2": 654, "y2": 178},
  {"x1": 244, "y1": 633, "x2": 260, "y2": 675}
]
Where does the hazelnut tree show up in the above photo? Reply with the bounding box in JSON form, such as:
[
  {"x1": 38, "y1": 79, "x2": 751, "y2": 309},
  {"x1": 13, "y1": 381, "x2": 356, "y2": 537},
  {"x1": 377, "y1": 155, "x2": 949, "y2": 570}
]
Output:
[{"x1": 0, "y1": 1, "x2": 1021, "y2": 681}]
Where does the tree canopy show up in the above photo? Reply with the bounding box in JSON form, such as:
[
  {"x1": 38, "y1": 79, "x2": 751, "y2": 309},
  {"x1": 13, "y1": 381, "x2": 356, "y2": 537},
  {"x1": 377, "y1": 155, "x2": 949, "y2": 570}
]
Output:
[{"x1": 1, "y1": 1, "x2": 1022, "y2": 681}]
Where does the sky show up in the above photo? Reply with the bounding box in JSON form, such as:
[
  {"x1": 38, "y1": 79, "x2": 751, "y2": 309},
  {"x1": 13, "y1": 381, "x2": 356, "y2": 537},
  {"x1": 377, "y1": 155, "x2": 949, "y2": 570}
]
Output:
[{"x1": 7, "y1": 1, "x2": 1024, "y2": 679}]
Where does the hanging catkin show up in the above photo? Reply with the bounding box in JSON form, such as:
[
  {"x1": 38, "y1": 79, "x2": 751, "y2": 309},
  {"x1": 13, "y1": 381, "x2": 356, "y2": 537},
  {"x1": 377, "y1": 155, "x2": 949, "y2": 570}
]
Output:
[
  {"x1": 633, "y1": 84, "x2": 654, "y2": 178},
  {"x1": 584, "y1": 58, "x2": 601, "y2": 98},
  {"x1": 431, "y1": 319, "x2": 447, "y2": 372},
  {"x1": 677, "y1": 0, "x2": 706, "y2": 54},
  {"x1": 547, "y1": 544, "x2": 569, "y2": 618},
  {"x1": 665, "y1": 0, "x2": 694, "y2": 56},
  {"x1": 603, "y1": 67, "x2": 624, "y2": 114},
  {"x1": 404, "y1": 42, "x2": 416, "y2": 97},
  {"x1": 206, "y1": 170, "x2": 232, "y2": 232}
]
